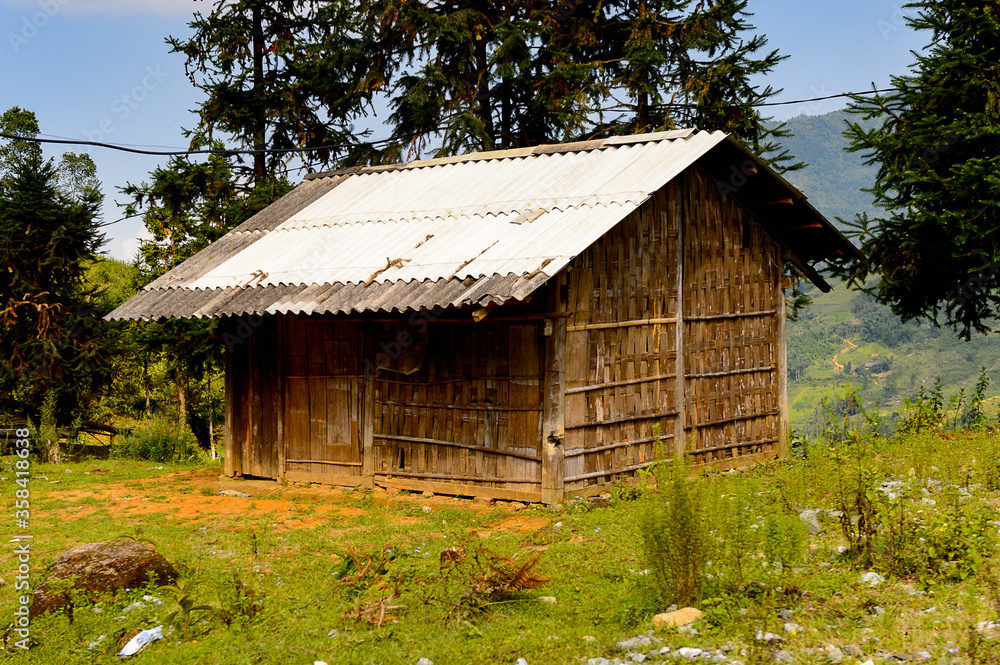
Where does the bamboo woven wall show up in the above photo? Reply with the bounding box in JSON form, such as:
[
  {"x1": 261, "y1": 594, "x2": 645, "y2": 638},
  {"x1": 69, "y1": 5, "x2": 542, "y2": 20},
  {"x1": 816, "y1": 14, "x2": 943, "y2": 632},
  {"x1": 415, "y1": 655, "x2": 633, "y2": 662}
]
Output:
[
  {"x1": 372, "y1": 320, "x2": 544, "y2": 498},
  {"x1": 563, "y1": 187, "x2": 680, "y2": 491},
  {"x1": 681, "y1": 168, "x2": 783, "y2": 464}
]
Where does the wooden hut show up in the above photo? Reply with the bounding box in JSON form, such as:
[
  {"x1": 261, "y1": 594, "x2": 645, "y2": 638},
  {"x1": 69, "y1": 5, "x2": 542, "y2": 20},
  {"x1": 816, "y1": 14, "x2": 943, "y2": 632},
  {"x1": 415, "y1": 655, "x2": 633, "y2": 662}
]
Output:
[{"x1": 109, "y1": 130, "x2": 859, "y2": 504}]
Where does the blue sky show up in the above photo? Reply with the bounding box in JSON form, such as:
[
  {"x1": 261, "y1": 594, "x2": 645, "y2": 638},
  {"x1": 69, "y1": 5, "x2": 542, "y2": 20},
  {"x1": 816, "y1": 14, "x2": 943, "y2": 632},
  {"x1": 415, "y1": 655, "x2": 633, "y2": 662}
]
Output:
[{"x1": 0, "y1": 0, "x2": 927, "y2": 261}]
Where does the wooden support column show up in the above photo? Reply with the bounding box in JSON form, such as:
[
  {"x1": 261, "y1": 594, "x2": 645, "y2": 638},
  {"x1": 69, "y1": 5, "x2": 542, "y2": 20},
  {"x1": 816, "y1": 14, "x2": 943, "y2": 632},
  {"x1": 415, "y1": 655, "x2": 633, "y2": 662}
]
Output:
[
  {"x1": 541, "y1": 272, "x2": 568, "y2": 505},
  {"x1": 777, "y1": 256, "x2": 789, "y2": 457},
  {"x1": 361, "y1": 332, "x2": 375, "y2": 489},
  {"x1": 223, "y1": 344, "x2": 241, "y2": 477},
  {"x1": 275, "y1": 315, "x2": 286, "y2": 480},
  {"x1": 672, "y1": 182, "x2": 687, "y2": 459}
]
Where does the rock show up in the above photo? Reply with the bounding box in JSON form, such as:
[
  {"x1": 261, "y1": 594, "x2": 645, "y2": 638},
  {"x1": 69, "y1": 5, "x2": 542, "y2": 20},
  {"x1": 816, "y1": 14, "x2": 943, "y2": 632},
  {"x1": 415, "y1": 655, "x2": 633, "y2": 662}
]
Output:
[
  {"x1": 617, "y1": 636, "x2": 654, "y2": 650},
  {"x1": 844, "y1": 645, "x2": 864, "y2": 658},
  {"x1": 422, "y1": 490, "x2": 435, "y2": 498},
  {"x1": 799, "y1": 509, "x2": 822, "y2": 535},
  {"x1": 871, "y1": 605, "x2": 885, "y2": 616},
  {"x1": 632, "y1": 655, "x2": 647, "y2": 663},
  {"x1": 783, "y1": 622, "x2": 804, "y2": 635},
  {"x1": 779, "y1": 608, "x2": 794, "y2": 621},
  {"x1": 0, "y1": 577, "x2": 5, "y2": 586},
  {"x1": 652, "y1": 606, "x2": 702, "y2": 629},
  {"x1": 590, "y1": 496, "x2": 611, "y2": 508},
  {"x1": 588, "y1": 659, "x2": 611, "y2": 665},
  {"x1": 539, "y1": 596, "x2": 557, "y2": 604},
  {"x1": 315, "y1": 662, "x2": 329, "y2": 665},
  {"x1": 421, "y1": 505, "x2": 432, "y2": 513},
  {"x1": 826, "y1": 646, "x2": 844, "y2": 663},
  {"x1": 860, "y1": 571, "x2": 885, "y2": 587},
  {"x1": 474, "y1": 496, "x2": 495, "y2": 506},
  {"x1": 32, "y1": 540, "x2": 178, "y2": 617},
  {"x1": 416, "y1": 659, "x2": 433, "y2": 665},
  {"x1": 327, "y1": 628, "x2": 340, "y2": 638},
  {"x1": 677, "y1": 647, "x2": 703, "y2": 659},
  {"x1": 775, "y1": 649, "x2": 794, "y2": 663},
  {"x1": 583, "y1": 635, "x2": 597, "y2": 643},
  {"x1": 217, "y1": 489, "x2": 252, "y2": 497},
  {"x1": 515, "y1": 659, "x2": 528, "y2": 665},
  {"x1": 547, "y1": 503, "x2": 566, "y2": 513},
  {"x1": 509, "y1": 502, "x2": 528, "y2": 511},
  {"x1": 756, "y1": 630, "x2": 784, "y2": 643},
  {"x1": 88, "y1": 634, "x2": 106, "y2": 650},
  {"x1": 891, "y1": 653, "x2": 911, "y2": 662}
]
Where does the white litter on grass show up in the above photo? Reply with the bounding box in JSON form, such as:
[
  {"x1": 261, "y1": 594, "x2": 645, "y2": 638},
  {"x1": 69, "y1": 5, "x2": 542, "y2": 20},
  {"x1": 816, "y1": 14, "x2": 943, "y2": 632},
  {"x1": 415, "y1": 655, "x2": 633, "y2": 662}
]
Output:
[{"x1": 117, "y1": 625, "x2": 165, "y2": 658}]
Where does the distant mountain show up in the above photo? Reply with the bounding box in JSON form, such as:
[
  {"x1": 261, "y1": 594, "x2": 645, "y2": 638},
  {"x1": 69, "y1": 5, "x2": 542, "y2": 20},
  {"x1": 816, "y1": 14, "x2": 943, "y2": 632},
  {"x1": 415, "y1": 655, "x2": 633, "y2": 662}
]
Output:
[{"x1": 774, "y1": 109, "x2": 878, "y2": 227}]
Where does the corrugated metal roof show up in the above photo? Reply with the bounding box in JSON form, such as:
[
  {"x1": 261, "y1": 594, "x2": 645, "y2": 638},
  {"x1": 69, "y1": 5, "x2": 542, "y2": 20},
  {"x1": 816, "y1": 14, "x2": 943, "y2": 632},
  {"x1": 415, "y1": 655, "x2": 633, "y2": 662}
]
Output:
[{"x1": 108, "y1": 129, "x2": 856, "y2": 321}]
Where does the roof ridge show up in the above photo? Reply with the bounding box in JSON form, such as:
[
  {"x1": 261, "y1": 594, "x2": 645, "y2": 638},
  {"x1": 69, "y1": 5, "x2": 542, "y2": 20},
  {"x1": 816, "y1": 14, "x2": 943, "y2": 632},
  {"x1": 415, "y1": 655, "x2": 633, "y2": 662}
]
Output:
[{"x1": 303, "y1": 129, "x2": 699, "y2": 181}]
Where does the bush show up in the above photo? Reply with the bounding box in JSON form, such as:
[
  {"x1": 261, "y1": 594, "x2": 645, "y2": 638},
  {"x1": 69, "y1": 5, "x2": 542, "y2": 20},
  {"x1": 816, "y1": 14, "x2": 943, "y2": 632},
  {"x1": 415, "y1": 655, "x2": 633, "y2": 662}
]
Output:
[{"x1": 112, "y1": 418, "x2": 201, "y2": 462}]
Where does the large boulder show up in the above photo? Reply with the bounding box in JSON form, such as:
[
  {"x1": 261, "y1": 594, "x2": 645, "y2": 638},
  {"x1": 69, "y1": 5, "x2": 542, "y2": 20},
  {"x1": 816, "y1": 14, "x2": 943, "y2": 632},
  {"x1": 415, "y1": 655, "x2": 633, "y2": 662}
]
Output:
[{"x1": 31, "y1": 540, "x2": 178, "y2": 617}]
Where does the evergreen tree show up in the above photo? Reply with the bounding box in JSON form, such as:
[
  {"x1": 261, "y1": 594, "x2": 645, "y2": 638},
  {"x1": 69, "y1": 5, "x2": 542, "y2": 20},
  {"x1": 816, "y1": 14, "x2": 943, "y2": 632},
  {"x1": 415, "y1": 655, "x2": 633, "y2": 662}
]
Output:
[
  {"x1": 0, "y1": 154, "x2": 109, "y2": 423},
  {"x1": 839, "y1": 0, "x2": 1000, "y2": 338}
]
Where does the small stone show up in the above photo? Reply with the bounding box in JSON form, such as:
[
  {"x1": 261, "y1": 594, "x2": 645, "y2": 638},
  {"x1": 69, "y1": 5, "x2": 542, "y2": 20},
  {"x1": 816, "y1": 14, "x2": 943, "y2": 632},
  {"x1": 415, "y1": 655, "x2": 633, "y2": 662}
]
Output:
[
  {"x1": 779, "y1": 608, "x2": 794, "y2": 621},
  {"x1": 844, "y1": 645, "x2": 864, "y2": 657},
  {"x1": 474, "y1": 496, "x2": 495, "y2": 506},
  {"x1": 632, "y1": 655, "x2": 647, "y2": 663},
  {"x1": 327, "y1": 628, "x2": 340, "y2": 638},
  {"x1": 784, "y1": 622, "x2": 804, "y2": 635},
  {"x1": 510, "y1": 502, "x2": 528, "y2": 511},
  {"x1": 582, "y1": 635, "x2": 597, "y2": 643},
  {"x1": 92, "y1": 607, "x2": 103, "y2": 613},
  {"x1": 799, "y1": 509, "x2": 822, "y2": 535},
  {"x1": 218, "y1": 489, "x2": 252, "y2": 497},
  {"x1": 826, "y1": 646, "x2": 844, "y2": 663},
  {"x1": 659, "y1": 647, "x2": 671, "y2": 655},
  {"x1": 314, "y1": 662, "x2": 328, "y2": 665},
  {"x1": 547, "y1": 503, "x2": 566, "y2": 512},
  {"x1": 860, "y1": 572, "x2": 885, "y2": 587},
  {"x1": 539, "y1": 596, "x2": 557, "y2": 604},
  {"x1": 422, "y1": 490, "x2": 435, "y2": 498},
  {"x1": 88, "y1": 634, "x2": 106, "y2": 650},
  {"x1": 515, "y1": 659, "x2": 528, "y2": 665},
  {"x1": 652, "y1": 606, "x2": 702, "y2": 629},
  {"x1": 755, "y1": 630, "x2": 783, "y2": 643},
  {"x1": 677, "y1": 647, "x2": 703, "y2": 659},
  {"x1": 775, "y1": 649, "x2": 794, "y2": 663},
  {"x1": 871, "y1": 605, "x2": 885, "y2": 616},
  {"x1": 421, "y1": 505, "x2": 432, "y2": 513},
  {"x1": 0, "y1": 578, "x2": 5, "y2": 586},
  {"x1": 891, "y1": 654, "x2": 911, "y2": 662},
  {"x1": 588, "y1": 659, "x2": 611, "y2": 665},
  {"x1": 860, "y1": 661, "x2": 875, "y2": 665},
  {"x1": 416, "y1": 659, "x2": 433, "y2": 665}
]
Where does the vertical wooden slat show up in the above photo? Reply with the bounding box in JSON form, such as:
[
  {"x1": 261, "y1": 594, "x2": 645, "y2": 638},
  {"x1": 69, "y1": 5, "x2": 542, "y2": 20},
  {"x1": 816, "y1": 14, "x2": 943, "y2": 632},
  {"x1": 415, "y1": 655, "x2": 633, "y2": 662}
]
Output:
[
  {"x1": 362, "y1": 372, "x2": 375, "y2": 489},
  {"x1": 276, "y1": 315, "x2": 286, "y2": 480},
  {"x1": 777, "y1": 256, "x2": 789, "y2": 457},
  {"x1": 223, "y1": 343, "x2": 240, "y2": 477},
  {"x1": 542, "y1": 274, "x2": 568, "y2": 505},
  {"x1": 672, "y1": 180, "x2": 686, "y2": 458}
]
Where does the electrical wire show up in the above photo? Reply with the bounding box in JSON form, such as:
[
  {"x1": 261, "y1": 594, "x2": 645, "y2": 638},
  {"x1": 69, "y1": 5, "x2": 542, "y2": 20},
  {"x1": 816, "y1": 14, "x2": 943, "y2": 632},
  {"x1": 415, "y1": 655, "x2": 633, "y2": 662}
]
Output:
[{"x1": 0, "y1": 87, "x2": 901, "y2": 158}]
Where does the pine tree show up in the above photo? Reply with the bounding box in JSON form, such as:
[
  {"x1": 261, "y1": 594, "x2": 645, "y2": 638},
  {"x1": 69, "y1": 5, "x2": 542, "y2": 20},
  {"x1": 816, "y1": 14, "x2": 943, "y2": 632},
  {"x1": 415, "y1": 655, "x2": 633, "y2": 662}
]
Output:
[
  {"x1": 0, "y1": 154, "x2": 109, "y2": 422},
  {"x1": 839, "y1": 0, "x2": 1000, "y2": 338}
]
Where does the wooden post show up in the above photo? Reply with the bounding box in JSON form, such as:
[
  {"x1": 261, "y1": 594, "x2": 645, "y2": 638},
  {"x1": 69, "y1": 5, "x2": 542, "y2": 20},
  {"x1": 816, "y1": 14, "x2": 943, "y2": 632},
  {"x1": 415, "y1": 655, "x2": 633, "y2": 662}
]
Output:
[
  {"x1": 777, "y1": 256, "x2": 789, "y2": 457},
  {"x1": 672, "y1": 182, "x2": 686, "y2": 459},
  {"x1": 361, "y1": 332, "x2": 375, "y2": 489},
  {"x1": 223, "y1": 344, "x2": 241, "y2": 477},
  {"x1": 276, "y1": 315, "x2": 286, "y2": 480},
  {"x1": 541, "y1": 273, "x2": 568, "y2": 505}
]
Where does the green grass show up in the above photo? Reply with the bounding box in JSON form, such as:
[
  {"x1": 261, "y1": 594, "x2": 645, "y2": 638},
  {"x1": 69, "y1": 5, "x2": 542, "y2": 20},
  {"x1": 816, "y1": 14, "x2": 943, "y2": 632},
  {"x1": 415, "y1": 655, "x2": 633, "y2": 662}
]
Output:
[{"x1": 5, "y1": 429, "x2": 1000, "y2": 663}]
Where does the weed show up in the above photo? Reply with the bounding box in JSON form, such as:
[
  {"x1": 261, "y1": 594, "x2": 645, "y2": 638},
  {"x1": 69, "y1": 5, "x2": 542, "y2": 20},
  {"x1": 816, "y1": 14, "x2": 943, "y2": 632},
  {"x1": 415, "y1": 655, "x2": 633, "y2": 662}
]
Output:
[
  {"x1": 161, "y1": 578, "x2": 216, "y2": 640},
  {"x1": 641, "y1": 454, "x2": 707, "y2": 607},
  {"x1": 112, "y1": 417, "x2": 201, "y2": 463}
]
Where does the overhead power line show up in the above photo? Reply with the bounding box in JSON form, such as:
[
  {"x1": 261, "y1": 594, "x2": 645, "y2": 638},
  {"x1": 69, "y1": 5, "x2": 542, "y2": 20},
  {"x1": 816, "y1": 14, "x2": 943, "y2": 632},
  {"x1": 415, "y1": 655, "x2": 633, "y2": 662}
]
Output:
[{"x1": 0, "y1": 87, "x2": 901, "y2": 158}]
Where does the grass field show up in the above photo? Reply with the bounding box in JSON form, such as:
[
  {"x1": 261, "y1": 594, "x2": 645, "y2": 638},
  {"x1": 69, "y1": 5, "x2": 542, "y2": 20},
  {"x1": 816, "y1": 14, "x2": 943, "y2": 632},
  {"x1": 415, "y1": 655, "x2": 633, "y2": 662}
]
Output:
[{"x1": 4, "y1": 427, "x2": 1000, "y2": 664}]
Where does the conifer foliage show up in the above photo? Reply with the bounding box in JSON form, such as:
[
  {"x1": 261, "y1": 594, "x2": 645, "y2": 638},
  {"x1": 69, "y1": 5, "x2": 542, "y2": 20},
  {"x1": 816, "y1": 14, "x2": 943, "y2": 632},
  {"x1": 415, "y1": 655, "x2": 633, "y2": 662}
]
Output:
[{"x1": 840, "y1": 1, "x2": 1000, "y2": 338}]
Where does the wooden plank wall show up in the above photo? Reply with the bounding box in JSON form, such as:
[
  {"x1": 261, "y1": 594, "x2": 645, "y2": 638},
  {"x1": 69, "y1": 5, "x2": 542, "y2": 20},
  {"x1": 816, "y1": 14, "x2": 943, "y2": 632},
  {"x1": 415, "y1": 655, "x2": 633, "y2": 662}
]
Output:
[
  {"x1": 372, "y1": 320, "x2": 544, "y2": 500},
  {"x1": 562, "y1": 186, "x2": 680, "y2": 492},
  {"x1": 681, "y1": 167, "x2": 783, "y2": 465},
  {"x1": 282, "y1": 316, "x2": 365, "y2": 485},
  {"x1": 225, "y1": 315, "x2": 280, "y2": 479}
]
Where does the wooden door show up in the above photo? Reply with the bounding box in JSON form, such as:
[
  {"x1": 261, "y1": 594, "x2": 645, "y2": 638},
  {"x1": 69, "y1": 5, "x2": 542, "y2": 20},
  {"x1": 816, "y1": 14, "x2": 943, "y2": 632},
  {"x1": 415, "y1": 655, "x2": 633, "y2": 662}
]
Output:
[{"x1": 282, "y1": 318, "x2": 365, "y2": 485}]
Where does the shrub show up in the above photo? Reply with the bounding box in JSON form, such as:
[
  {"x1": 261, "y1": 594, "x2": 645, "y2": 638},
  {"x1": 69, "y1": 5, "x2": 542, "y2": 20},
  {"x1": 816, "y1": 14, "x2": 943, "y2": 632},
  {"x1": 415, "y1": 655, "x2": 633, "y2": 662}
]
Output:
[
  {"x1": 112, "y1": 418, "x2": 201, "y2": 462},
  {"x1": 640, "y1": 456, "x2": 708, "y2": 607}
]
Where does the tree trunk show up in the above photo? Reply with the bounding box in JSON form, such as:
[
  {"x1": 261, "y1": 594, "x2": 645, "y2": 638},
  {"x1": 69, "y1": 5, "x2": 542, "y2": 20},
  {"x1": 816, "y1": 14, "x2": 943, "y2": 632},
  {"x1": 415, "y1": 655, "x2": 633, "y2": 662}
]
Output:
[{"x1": 251, "y1": 4, "x2": 266, "y2": 184}]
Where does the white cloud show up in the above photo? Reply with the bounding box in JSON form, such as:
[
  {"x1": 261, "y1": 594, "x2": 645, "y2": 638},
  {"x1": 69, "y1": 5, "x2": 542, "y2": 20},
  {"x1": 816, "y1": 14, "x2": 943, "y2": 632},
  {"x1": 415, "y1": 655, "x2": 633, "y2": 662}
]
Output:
[
  {"x1": 3, "y1": 0, "x2": 199, "y2": 16},
  {"x1": 114, "y1": 228, "x2": 152, "y2": 262}
]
